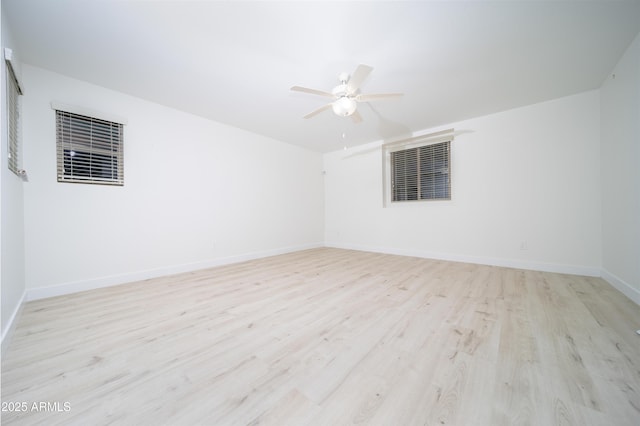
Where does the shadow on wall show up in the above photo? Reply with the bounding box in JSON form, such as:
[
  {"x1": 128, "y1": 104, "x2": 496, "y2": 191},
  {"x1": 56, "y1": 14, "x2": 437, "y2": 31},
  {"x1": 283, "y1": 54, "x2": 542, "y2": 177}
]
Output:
[
  {"x1": 339, "y1": 104, "x2": 413, "y2": 159},
  {"x1": 370, "y1": 104, "x2": 413, "y2": 144},
  {"x1": 343, "y1": 104, "x2": 474, "y2": 159}
]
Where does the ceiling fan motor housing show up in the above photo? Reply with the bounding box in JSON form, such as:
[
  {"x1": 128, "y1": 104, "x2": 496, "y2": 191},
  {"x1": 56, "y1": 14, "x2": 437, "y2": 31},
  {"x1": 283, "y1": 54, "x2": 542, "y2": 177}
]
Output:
[{"x1": 332, "y1": 83, "x2": 349, "y2": 98}]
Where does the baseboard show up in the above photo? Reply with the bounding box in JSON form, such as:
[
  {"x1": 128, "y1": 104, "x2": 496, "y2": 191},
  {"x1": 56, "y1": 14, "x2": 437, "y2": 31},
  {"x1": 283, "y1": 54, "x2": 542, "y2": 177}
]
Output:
[
  {"x1": 23, "y1": 242, "x2": 627, "y2": 305},
  {"x1": 1, "y1": 290, "x2": 26, "y2": 358},
  {"x1": 26, "y1": 242, "x2": 323, "y2": 301},
  {"x1": 601, "y1": 269, "x2": 640, "y2": 306},
  {"x1": 325, "y1": 242, "x2": 601, "y2": 277}
]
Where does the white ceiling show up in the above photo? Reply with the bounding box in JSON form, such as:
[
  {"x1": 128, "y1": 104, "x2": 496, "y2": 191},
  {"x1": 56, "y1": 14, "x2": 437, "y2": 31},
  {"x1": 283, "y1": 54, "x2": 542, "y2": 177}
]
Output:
[{"x1": 4, "y1": 0, "x2": 640, "y2": 153}]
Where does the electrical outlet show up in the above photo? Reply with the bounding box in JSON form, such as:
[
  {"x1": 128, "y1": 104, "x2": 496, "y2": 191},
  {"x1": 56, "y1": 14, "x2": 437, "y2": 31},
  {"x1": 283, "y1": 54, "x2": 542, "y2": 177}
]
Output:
[{"x1": 520, "y1": 241, "x2": 528, "y2": 250}]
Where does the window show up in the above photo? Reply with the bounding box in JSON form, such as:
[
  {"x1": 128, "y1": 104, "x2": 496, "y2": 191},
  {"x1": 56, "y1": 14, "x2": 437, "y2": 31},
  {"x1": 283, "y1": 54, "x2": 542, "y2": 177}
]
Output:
[
  {"x1": 5, "y1": 48, "x2": 23, "y2": 176},
  {"x1": 391, "y1": 141, "x2": 450, "y2": 201},
  {"x1": 383, "y1": 129, "x2": 453, "y2": 205},
  {"x1": 55, "y1": 108, "x2": 124, "y2": 185}
]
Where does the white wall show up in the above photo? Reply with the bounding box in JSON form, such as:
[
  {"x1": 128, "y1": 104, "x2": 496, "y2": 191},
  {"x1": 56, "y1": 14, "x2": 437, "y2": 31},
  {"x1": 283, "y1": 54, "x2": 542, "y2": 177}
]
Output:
[
  {"x1": 600, "y1": 32, "x2": 640, "y2": 304},
  {"x1": 324, "y1": 91, "x2": 602, "y2": 275},
  {"x1": 1, "y1": 6, "x2": 27, "y2": 352},
  {"x1": 21, "y1": 65, "x2": 324, "y2": 299}
]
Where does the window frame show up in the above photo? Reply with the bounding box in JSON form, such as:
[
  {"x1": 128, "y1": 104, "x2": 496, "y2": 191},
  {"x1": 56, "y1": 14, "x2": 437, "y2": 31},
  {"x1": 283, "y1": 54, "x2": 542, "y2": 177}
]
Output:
[
  {"x1": 52, "y1": 102, "x2": 127, "y2": 186},
  {"x1": 5, "y1": 48, "x2": 23, "y2": 176},
  {"x1": 382, "y1": 129, "x2": 454, "y2": 206}
]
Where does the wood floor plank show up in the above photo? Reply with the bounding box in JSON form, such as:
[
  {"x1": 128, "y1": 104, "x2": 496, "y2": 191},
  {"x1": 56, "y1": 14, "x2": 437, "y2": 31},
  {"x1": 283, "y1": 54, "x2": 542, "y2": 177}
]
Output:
[{"x1": 2, "y1": 248, "x2": 639, "y2": 425}]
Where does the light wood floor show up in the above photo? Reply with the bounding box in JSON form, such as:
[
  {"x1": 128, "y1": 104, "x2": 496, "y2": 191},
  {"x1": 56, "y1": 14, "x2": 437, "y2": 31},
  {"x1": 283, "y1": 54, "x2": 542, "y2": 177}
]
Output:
[{"x1": 2, "y1": 248, "x2": 639, "y2": 425}]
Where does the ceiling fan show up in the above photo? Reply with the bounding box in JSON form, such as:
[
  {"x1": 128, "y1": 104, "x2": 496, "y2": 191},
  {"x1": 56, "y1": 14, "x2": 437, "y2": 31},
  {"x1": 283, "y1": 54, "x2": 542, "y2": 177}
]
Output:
[{"x1": 291, "y1": 64, "x2": 403, "y2": 123}]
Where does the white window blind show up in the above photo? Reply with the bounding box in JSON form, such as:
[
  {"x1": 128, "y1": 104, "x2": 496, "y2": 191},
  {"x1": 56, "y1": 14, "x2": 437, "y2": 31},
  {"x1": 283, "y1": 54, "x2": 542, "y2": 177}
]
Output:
[
  {"x1": 391, "y1": 141, "x2": 451, "y2": 201},
  {"x1": 382, "y1": 129, "x2": 453, "y2": 205},
  {"x1": 55, "y1": 110, "x2": 124, "y2": 185},
  {"x1": 5, "y1": 49, "x2": 23, "y2": 176}
]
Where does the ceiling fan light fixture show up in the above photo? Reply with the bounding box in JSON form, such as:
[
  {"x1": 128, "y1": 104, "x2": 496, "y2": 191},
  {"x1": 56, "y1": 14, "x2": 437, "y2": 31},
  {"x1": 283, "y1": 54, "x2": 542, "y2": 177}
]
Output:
[
  {"x1": 292, "y1": 64, "x2": 402, "y2": 122},
  {"x1": 332, "y1": 96, "x2": 357, "y2": 116}
]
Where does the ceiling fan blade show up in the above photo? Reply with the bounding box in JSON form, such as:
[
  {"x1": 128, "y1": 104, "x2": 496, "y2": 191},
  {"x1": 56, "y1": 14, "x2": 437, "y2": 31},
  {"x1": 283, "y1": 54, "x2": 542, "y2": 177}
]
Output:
[
  {"x1": 350, "y1": 110, "x2": 363, "y2": 124},
  {"x1": 291, "y1": 86, "x2": 335, "y2": 99},
  {"x1": 356, "y1": 93, "x2": 403, "y2": 102},
  {"x1": 303, "y1": 103, "x2": 333, "y2": 119},
  {"x1": 346, "y1": 64, "x2": 373, "y2": 94}
]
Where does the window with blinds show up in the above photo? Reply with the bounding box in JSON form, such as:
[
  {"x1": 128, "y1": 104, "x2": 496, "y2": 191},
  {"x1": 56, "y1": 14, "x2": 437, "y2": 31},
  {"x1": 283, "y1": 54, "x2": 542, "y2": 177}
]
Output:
[
  {"x1": 382, "y1": 129, "x2": 453, "y2": 206},
  {"x1": 6, "y1": 53, "x2": 22, "y2": 175},
  {"x1": 389, "y1": 139, "x2": 451, "y2": 202},
  {"x1": 55, "y1": 110, "x2": 124, "y2": 185}
]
